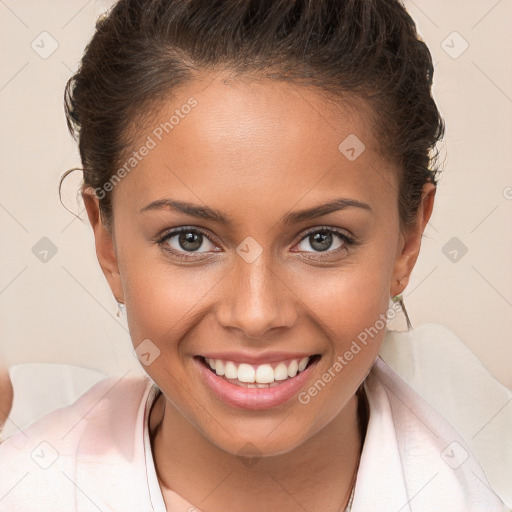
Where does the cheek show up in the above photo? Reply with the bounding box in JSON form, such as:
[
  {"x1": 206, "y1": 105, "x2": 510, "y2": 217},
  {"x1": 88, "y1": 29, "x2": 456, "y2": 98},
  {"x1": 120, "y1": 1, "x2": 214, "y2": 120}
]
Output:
[
  {"x1": 122, "y1": 261, "x2": 218, "y2": 346},
  {"x1": 295, "y1": 250, "x2": 394, "y2": 343},
  {"x1": 289, "y1": 261, "x2": 392, "y2": 429},
  {"x1": 294, "y1": 245, "x2": 395, "y2": 388}
]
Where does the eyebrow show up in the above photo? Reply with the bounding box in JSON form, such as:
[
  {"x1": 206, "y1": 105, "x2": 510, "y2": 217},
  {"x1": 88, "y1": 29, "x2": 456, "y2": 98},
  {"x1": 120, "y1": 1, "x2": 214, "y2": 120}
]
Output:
[{"x1": 140, "y1": 197, "x2": 372, "y2": 225}]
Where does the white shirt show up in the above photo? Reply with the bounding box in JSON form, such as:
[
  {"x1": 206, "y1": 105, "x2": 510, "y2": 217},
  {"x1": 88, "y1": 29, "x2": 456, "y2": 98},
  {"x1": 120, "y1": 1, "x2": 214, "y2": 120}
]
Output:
[{"x1": 0, "y1": 357, "x2": 508, "y2": 511}]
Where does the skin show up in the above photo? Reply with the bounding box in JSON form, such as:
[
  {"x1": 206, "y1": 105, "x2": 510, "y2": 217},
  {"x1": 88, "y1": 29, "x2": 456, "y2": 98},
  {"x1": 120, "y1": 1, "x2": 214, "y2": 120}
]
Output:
[
  {"x1": 83, "y1": 73, "x2": 435, "y2": 512},
  {"x1": 0, "y1": 367, "x2": 13, "y2": 437}
]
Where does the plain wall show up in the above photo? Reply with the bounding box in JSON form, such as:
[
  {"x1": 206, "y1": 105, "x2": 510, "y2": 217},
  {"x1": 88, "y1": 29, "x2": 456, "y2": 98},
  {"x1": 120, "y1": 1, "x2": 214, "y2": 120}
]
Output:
[{"x1": 0, "y1": 0, "x2": 511, "y2": 387}]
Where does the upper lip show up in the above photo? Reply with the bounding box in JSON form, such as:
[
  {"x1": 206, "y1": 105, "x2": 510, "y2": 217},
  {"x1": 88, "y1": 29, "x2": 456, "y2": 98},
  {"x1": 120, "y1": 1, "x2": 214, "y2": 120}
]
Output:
[{"x1": 198, "y1": 351, "x2": 319, "y2": 365}]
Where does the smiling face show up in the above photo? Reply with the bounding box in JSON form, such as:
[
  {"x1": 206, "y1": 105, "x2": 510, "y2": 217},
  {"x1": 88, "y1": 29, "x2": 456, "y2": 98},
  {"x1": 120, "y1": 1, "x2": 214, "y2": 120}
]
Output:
[{"x1": 84, "y1": 73, "x2": 434, "y2": 457}]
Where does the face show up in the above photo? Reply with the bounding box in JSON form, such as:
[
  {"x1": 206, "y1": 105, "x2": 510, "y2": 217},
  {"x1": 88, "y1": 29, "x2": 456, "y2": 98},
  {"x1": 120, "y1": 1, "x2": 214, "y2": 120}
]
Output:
[{"x1": 85, "y1": 73, "x2": 434, "y2": 457}]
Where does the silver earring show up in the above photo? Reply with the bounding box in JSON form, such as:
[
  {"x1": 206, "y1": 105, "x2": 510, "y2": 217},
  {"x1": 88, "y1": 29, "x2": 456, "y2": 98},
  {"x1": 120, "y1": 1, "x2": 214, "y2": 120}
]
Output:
[
  {"x1": 391, "y1": 294, "x2": 412, "y2": 331},
  {"x1": 392, "y1": 278, "x2": 412, "y2": 331},
  {"x1": 115, "y1": 299, "x2": 125, "y2": 317}
]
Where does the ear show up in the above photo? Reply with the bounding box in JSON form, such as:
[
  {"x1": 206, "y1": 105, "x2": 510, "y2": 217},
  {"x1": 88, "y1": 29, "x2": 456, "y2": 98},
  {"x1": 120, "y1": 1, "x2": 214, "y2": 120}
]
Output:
[
  {"x1": 82, "y1": 189, "x2": 124, "y2": 304},
  {"x1": 391, "y1": 183, "x2": 436, "y2": 297}
]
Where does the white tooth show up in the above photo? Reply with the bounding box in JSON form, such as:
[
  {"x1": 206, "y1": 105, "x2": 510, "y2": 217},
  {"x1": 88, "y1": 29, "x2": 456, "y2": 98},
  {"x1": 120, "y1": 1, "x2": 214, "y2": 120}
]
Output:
[
  {"x1": 298, "y1": 356, "x2": 309, "y2": 372},
  {"x1": 287, "y1": 359, "x2": 299, "y2": 378},
  {"x1": 255, "y1": 364, "x2": 274, "y2": 384},
  {"x1": 224, "y1": 361, "x2": 238, "y2": 379},
  {"x1": 207, "y1": 358, "x2": 216, "y2": 370},
  {"x1": 274, "y1": 362, "x2": 289, "y2": 381},
  {"x1": 255, "y1": 383, "x2": 270, "y2": 388},
  {"x1": 238, "y1": 363, "x2": 256, "y2": 383},
  {"x1": 215, "y1": 359, "x2": 225, "y2": 376},
  {"x1": 246, "y1": 384, "x2": 256, "y2": 388}
]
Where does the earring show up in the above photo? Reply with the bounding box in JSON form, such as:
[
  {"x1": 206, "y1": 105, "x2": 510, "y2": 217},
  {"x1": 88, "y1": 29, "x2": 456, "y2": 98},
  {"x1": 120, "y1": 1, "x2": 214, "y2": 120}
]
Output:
[
  {"x1": 115, "y1": 298, "x2": 125, "y2": 317},
  {"x1": 392, "y1": 278, "x2": 412, "y2": 331}
]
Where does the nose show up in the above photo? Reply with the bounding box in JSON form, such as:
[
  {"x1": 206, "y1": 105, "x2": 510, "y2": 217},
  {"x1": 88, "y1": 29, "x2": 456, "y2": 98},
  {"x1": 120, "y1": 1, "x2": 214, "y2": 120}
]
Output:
[{"x1": 216, "y1": 253, "x2": 297, "y2": 339}]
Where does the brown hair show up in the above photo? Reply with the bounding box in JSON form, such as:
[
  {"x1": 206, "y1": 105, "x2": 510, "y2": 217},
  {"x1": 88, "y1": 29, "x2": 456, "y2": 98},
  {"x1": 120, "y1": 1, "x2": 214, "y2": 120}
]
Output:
[{"x1": 62, "y1": 0, "x2": 444, "y2": 230}]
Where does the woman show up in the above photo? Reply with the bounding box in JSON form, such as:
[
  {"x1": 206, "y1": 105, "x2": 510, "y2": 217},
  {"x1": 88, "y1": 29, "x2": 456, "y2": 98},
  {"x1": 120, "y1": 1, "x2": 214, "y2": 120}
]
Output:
[{"x1": 0, "y1": 0, "x2": 508, "y2": 510}]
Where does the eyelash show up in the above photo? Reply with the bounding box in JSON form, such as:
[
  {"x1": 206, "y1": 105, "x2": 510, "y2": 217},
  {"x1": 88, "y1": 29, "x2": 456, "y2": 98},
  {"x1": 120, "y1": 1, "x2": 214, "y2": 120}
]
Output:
[
  {"x1": 156, "y1": 225, "x2": 357, "y2": 261},
  {"x1": 156, "y1": 226, "x2": 219, "y2": 262}
]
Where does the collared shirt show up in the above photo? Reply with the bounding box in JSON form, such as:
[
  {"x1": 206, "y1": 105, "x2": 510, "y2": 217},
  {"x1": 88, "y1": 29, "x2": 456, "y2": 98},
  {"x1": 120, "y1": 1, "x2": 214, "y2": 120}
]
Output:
[{"x1": 0, "y1": 357, "x2": 508, "y2": 511}]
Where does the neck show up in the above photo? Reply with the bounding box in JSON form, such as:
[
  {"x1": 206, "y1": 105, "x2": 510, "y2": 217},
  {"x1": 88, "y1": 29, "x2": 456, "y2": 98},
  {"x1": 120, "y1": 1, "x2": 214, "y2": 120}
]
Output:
[{"x1": 150, "y1": 390, "x2": 366, "y2": 512}]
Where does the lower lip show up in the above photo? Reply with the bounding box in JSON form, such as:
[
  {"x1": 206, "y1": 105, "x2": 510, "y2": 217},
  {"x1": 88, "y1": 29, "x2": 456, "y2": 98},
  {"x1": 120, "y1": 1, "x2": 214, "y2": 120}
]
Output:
[{"x1": 193, "y1": 356, "x2": 321, "y2": 410}]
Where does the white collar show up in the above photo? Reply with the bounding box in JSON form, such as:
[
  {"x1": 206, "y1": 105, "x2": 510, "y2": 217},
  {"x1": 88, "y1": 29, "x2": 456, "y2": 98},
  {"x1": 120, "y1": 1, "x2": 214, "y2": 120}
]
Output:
[{"x1": 143, "y1": 383, "x2": 168, "y2": 512}]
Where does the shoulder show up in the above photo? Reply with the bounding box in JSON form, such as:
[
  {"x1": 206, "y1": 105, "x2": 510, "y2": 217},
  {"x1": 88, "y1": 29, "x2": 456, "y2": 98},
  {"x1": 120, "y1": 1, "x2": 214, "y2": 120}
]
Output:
[
  {"x1": 364, "y1": 357, "x2": 508, "y2": 511},
  {"x1": 0, "y1": 372, "x2": 154, "y2": 512},
  {"x1": 1, "y1": 372, "x2": 151, "y2": 448}
]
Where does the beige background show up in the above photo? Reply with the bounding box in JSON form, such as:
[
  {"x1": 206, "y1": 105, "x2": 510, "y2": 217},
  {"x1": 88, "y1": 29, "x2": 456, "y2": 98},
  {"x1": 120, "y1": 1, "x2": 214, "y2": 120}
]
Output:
[{"x1": 0, "y1": 0, "x2": 511, "y2": 387}]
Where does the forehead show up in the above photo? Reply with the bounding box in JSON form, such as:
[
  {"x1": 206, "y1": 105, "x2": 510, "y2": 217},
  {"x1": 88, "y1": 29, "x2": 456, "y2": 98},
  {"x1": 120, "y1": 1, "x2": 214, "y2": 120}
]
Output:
[
  {"x1": 143, "y1": 73, "x2": 378, "y2": 154},
  {"x1": 114, "y1": 73, "x2": 397, "y2": 218}
]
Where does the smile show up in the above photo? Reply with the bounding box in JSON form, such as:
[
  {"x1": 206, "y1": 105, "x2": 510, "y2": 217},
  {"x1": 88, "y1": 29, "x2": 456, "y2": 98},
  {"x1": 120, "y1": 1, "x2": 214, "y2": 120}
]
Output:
[
  {"x1": 201, "y1": 355, "x2": 321, "y2": 388},
  {"x1": 192, "y1": 352, "x2": 323, "y2": 410}
]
